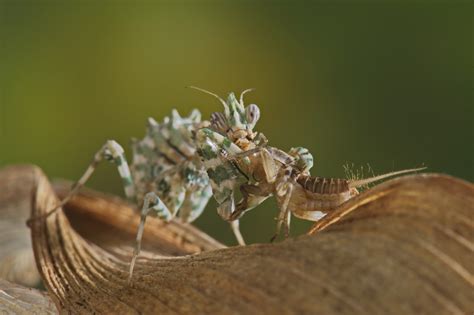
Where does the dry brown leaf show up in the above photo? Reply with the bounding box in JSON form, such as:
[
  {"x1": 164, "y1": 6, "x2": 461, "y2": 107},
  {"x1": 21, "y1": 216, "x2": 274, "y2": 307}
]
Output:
[
  {"x1": 0, "y1": 279, "x2": 57, "y2": 314},
  {"x1": 2, "y1": 164, "x2": 474, "y2": 314},
  {"x1": 0, "y1": 165, "x2": 42, "y2": 287},
  {"x1": 51, "y1": 180, "x2": 224, "y2": 258},
  {"x1": 0, "y1": 164, "x2": 223, "y2": 313}
]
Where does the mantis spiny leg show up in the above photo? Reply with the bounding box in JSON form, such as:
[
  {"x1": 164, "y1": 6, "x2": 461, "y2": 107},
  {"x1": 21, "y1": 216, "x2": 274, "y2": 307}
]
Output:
[
  {"x1": 128, "y1": 191, "x2": 173, "y2": 284},
  {"x1": 27, "y1": 140, "x2": 136, "y2": 224},
  {"x1": 195, "y1": 128, "x2": 248, "y2": 245}
]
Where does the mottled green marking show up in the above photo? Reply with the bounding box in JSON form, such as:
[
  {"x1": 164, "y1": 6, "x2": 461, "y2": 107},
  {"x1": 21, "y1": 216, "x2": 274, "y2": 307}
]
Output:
[
  {"x1": 114, "y1": 156, "x2": 123, "y2": 166},
  {"x1": 202, "y1": 128, "x2": 214, "y2": 138},
  {"x1": 201, "y1": 145, "x2": 218, "y2": 160},
  {"x1": 213, "y1": 187, "x2": 232, "y2": 202},
  {"x1": 222, "y1": 137, "x2": 232, "y2": 148},
  {"x1": 122, "y1": 176, "x2": 133, "y2": 186},
  {"x1": 158, "y1": 178, "x2": 171, "y2": 195},
  {"x1": 208, "y1": 165, "x2": 234, "y2": 185}
]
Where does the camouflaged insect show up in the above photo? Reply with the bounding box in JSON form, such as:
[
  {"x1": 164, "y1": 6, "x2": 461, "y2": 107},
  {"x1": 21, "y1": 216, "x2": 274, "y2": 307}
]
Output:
[
  {"x1": 38, "y1": 86, "x2": 425, "y2": 285},
  {"x1": 38, "y1": 93, "x2": 258, "y2": 283},
  {"x1": 190, "y1": 87, "x2": 267, "y2": 225}
]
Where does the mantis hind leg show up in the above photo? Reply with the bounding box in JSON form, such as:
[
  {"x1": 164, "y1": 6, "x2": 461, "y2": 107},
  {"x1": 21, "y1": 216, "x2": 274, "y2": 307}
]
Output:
[
  {"x1": 128, "y1": 175, "x2": 185, "y2": 284},
  {"x1": 27, "y1": 140, "x2": 136, "y2": 224},
  {"x1": 128, "y1": 192, "x2": 173, "y2": 284}
]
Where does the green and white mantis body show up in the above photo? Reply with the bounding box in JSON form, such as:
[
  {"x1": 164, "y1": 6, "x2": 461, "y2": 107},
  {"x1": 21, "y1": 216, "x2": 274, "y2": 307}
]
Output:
[{"x1": 31, "y1": 88, "x2": 264, "y2": 283}]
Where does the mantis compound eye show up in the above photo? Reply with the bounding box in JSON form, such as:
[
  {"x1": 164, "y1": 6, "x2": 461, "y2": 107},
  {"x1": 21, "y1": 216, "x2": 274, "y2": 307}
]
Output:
[{"x1": 245, "y1": 104, "x2": 260, "y2": 129}]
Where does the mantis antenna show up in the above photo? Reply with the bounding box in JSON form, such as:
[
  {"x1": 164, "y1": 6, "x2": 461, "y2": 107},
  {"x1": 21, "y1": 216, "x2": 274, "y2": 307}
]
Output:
[
  {"x1": 239, "y1": 88, "x2": 255, "y2": 106},
  {"x1": 188, "y1": 86, "x2": 227, "y2": 108}
]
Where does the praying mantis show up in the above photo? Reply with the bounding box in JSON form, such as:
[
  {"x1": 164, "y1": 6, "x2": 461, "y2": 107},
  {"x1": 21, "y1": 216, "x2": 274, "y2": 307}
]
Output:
[{"x1": 30, "y1": 87, "x2": 424, "y2": 283}]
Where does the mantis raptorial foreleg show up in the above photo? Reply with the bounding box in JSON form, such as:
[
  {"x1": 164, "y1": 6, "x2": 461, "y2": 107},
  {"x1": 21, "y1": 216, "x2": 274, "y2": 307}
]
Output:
[
  {"x1": 195, "y1": 128, "x2": 250, "y2": 245},
  {"x1": 289, "y1": 147, "x2": 314, "y2": 173},
  {"x1": 230, "y1": 184, "x2": 270, "y2": 221}
]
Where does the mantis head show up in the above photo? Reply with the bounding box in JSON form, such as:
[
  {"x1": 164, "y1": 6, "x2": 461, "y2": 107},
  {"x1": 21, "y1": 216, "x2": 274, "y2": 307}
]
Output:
[{"x1": 189, "y1": 86, "x2": 261, "y2": 149}]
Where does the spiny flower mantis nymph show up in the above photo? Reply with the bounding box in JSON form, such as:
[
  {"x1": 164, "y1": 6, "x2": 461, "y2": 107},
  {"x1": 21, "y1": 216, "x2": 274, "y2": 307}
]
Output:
[
  {"x1": 28, "y1": 87, "x2": 265, "y2": 284},
  {"x1": 29, "y1": 87, "x2": 425, "y2": 284}
]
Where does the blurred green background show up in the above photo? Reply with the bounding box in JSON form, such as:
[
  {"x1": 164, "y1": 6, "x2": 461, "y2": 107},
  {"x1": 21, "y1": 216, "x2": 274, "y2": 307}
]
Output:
[{"x1": 1, "y1": 1, "x2": 472, "y2": 245}]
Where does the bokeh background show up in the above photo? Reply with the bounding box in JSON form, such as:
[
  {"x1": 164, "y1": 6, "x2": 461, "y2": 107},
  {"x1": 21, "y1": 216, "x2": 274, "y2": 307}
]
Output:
[{"x1": 1, "y1": 1, "x2": 472, "y2": 245}]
